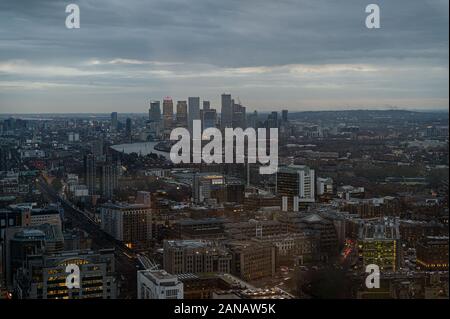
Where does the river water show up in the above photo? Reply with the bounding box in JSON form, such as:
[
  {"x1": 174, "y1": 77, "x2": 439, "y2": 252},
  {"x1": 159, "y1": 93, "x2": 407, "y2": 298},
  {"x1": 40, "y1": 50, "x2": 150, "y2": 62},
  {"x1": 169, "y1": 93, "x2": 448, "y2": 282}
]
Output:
[{"x1": 110, "y1": 142, "x2": 169, "y2": 159}]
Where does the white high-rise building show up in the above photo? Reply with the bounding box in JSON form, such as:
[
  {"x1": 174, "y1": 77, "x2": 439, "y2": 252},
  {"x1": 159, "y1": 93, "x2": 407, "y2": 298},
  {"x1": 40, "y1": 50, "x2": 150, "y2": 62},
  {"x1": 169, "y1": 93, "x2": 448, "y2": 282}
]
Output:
[{"x1": 137, "y1": 270, "x2": 183, "y2": 299}]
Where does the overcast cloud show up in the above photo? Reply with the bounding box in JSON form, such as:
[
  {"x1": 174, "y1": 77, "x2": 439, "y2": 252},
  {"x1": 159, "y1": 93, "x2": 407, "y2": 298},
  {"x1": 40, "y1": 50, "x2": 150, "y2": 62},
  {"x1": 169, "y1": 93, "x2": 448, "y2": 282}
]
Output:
[{"x1": 0, "y1": 0, "x2": 448, "y2": 113}]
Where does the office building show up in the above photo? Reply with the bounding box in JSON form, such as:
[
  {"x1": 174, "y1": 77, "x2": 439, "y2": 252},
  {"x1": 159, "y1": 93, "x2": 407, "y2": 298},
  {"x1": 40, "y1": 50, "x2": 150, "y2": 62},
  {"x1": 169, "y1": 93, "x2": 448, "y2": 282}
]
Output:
[
  {"x1": 317, "y1": 177, "x2": 333, "y2": 196},
  {"x1": 176, "y1": 100, "x2": 188, "y2": 128},
  {"x1": 281, "y1": 110, "x2": 288, "y2": 122},
  {"x1": 192, "y1": 173, "x2": 226, "y2": 204},
  {"x1": 110, "y1": 112, "x2": 118, "y2": 132},
  {"x1": 172, "y1": 218, "x2": 226, "y2": 240},
  {"x1": 267, "y1": 111, "x2": 278, "y2": 128},
  {"x1": 84, "y1": 154, "x2": 96, "y2": 196},
  {"x1": 416, "y1": 236, "x2": 449, "y2": 271},
  {"x1": 358, "y1": 219, "x2": 400, "y2": 272},
  {"x1": 163, "y1": 97, "x2": 174, "y2": 130},
  {"x1": 4, "y1": 224, "x2": 64, "y2": 286},
  {"x1": 221, "y1": 93, "x2": 233, "y2": 129},
  {"x1": 125, "y1": 118, "x2": 132, "y2": 140},
  {"x1": 137, "y1": 269, "x2": 183, "y2": 299},
  {"x1": 100, "y1": 203, "x2": 152, "y2": 248},
  {"x1": 276, "y1": 165, "x2": 315, "y2": 203},
  {"x1": 163, "y1": 240, "x2": 231, "y2": 275},
  {"x1": 188, "y1": 97, "x2": 200, "y2": 132},
  {"x1": 149, "y1": 100, "x2": 161, "y2": 122},
  {"x1": 232, "y1": 103, "x2": 246, "y2": 128},
  {"x1": 201, "y1": 108, "x2": 217, "y2": 130},
  {"x1": 101, "y1": 161, "x2": 119, "y2": 200},
  {"x1": 30, "y1": 208, "x2": 62, "y2": 230},
  {"x1": 15, "y1": 249, "x2": 117, "y2": 299},
  {"x1": 226, "y1": 240, "x2": 277, "y2": 282}
]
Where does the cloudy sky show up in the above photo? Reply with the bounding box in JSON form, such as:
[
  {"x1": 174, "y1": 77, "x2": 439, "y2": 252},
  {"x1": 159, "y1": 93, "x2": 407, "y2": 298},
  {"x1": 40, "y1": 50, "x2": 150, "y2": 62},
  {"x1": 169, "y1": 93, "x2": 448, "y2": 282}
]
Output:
[{"x1": 0, "y1": 0, "x2": 448, "y2": 113}]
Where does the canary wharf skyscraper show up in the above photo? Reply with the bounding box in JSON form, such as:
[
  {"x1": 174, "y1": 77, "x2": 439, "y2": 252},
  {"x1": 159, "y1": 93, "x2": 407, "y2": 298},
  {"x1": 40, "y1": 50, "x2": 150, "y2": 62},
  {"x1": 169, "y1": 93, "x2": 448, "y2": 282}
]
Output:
[
  {"x1": 188, "y1": 97, "x2": 200, "y2": 132},
  {"x1": 221, "y1": 93, "x2": 233, "y2": 129},
  {"x1": 162, "y1": 97, "x2": 174, "y2": 130}
]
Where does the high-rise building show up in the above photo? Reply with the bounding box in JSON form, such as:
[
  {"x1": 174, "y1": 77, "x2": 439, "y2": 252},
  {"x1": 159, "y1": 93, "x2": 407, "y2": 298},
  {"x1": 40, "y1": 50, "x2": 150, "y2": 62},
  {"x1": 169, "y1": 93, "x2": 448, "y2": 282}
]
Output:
[
  {"x1": 163, "y1": 240, "x2": 231, "y2": 275},
  {"x1": 101, "y1": 161, "x2": 119, "y2": 199},
  {"x1": 188, "y1": 97, "x2": 200, "y2": 132},
  {"x1": 162, "y1": 97, "x2": 174, "y2": 130},
  {"x1": 267, "y1": 111, "x2": 278, "y2": 128},
  {"x1": 220, "y1": 93, "x2": 233, "y2": 129},
  {"x1": 201, "y1": 109, "x2": 217, "y2": 130},
  {"x1": 110, "y1": 112, "x2": 118, "y2": 132},
  {"x1": 125, "y1": 118, "x2": 132, "y2": 140},
  {"x1": 281, "y1": 110, "x2": 288, "y2": 122},
  {"x1": 276, "y1": 165, "x2": 315, "y2": 203},
  {"x1": 137, "y1": 270, "x2": 183, "y2": 299},
  {"x1": 84, "y1": 154, "x2": 96, "y2": 196},
  {"x1": 203, "y1": 100, "x2": 210, "y2": 110},
  {"x1": 100, "y1": 203, "x2": 152, "y2": 248},
  {"x1": 90, "y1": 139, "x2": 104, "y2": 158},
  {"x1": 4, "y1": 227, "x2": 45, "y2": 288},
  {"x1": 176, "y1": 101, "x2": 188, "y2": 128},
  {"x1": 246, "y1": 111, "x2": 258, "y2": 129},
  {"x1": 149, "y1": 100, "x2": 161, "y2": 122},
  {"x1": 14, "y1": 249, "x2": 117, "y2": 299},
  {"x1": 0, "y1": 147, "x2": 11, "y2": 171},
  {"x1": 232, "y1": 103, "x2": 246, "y2": 128}
]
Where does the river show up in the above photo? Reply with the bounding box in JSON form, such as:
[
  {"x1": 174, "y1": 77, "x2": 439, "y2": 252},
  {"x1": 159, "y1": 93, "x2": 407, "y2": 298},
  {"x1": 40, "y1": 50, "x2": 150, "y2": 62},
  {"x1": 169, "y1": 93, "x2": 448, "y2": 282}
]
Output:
[{"x1": 110, "y1": 142, "x2": 169, "y2": 159}]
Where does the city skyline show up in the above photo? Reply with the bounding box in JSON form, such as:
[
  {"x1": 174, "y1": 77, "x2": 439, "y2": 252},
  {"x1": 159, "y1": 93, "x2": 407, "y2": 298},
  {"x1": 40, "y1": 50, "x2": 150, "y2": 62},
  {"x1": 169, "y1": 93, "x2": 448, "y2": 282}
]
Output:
[{"x1": 0, "y1": 0, "x2": 448, "y2": 113}]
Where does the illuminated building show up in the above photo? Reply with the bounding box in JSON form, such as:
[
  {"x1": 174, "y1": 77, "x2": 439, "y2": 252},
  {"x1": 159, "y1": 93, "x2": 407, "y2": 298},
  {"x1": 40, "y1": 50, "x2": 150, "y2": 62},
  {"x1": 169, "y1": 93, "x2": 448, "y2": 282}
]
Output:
[
  {"x1": 399, "y1": 220, "x2": 447, "y2": 248},
  {"x1": 357, "y1": 219, "x2": 400, "y2": 272},
  {"x1": 416, "y1": 236, "x2": 449, "y2": 271},
  {"x1": 14, "y1": 249, "x2": 117, "y2": 299},
  {"x1": 137, "y1": 269, "x2": 183, "y2": 299}
]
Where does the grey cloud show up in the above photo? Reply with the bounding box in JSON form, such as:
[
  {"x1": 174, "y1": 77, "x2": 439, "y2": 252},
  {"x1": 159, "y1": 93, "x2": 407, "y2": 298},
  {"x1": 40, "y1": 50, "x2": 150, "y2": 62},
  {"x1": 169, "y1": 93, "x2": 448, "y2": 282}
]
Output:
[{"x1": 0, "y1": 0, "x2": 448, "y2": 112}]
